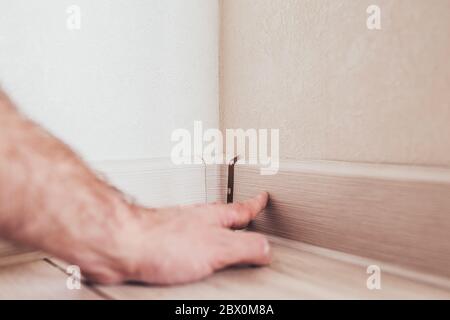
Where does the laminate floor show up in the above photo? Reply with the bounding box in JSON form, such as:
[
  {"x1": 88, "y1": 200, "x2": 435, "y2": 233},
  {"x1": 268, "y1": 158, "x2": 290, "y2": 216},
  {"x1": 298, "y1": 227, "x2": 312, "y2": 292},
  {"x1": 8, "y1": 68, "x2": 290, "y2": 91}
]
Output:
[
  {"x1": 1, "y1": 236, "x2": 449, "y2": 299},
  {"x1": 93, "y1": 236, "x2": 450, "y2": 299},
  {"x1": 0, "y1": 260, "x2": 100, "y2": 299}
]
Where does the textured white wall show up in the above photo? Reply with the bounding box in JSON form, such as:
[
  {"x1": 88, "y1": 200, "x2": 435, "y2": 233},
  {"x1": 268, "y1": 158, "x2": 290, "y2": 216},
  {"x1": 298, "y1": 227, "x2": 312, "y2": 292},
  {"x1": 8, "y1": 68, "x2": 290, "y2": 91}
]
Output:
[{"x1": 0, "y1": 0, "x2": 219, "y2": 161}]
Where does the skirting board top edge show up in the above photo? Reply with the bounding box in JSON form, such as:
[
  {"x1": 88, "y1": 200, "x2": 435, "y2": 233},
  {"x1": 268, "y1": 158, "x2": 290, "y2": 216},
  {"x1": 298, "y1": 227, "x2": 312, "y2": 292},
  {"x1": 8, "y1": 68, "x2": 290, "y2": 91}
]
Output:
[
  {"x1": 234, "y1": 159, "x2": 450, "y2": 184},
  {"x1": 91, "y1": 157, "x2": 450, "y2": 184},
  {"x1": 90, "y1": 157, "x2": 218, "y2": 174}
]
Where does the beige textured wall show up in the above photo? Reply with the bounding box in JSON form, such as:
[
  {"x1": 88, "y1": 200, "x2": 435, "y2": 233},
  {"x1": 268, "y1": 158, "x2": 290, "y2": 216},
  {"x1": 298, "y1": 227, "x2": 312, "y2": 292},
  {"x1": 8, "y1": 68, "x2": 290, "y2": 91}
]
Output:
[{"x1": 220, "y1": 0, "x2": 450, "y2": 166}]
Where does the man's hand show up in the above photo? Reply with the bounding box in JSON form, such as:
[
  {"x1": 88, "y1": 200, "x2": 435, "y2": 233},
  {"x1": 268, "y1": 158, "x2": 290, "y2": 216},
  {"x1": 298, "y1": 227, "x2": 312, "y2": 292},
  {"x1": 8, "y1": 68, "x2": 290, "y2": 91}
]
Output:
[
  {"x1": 92, "y1": 193, "x2": 271, "y2": 285},
  {"x1": 0, "y1": 89, "x2": 271, "y2": 285}
]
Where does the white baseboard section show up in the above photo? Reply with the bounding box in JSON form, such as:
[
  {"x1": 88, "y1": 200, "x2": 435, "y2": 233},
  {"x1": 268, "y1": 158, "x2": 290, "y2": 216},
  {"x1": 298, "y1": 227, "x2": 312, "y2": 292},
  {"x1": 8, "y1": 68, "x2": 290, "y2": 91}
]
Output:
[{"x1": 92, "y1": 158, "x2": 223, "y2": 207}]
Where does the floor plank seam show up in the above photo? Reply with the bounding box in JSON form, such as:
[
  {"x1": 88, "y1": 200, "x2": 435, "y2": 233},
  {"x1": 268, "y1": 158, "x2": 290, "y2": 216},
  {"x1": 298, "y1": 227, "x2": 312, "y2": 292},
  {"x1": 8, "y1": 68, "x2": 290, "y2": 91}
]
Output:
[{"x1": 43, "y1": 258, "x2": 113, "y2": 300}]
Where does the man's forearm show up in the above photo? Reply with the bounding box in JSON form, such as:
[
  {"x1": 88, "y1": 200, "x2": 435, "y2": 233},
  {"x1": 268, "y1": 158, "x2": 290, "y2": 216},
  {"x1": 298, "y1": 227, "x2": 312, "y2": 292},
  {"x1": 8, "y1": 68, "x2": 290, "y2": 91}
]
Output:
[{"x1": 0, "y1": 90, "x2": 132, "y2": 270}]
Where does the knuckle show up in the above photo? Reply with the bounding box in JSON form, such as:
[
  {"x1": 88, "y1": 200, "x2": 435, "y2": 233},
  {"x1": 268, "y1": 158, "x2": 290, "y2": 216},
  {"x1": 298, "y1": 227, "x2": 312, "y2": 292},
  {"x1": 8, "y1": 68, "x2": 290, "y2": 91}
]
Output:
[
  {"x1": 232, "y1": 203, "x2": 251, "y2": 217},
  {"x1": 242, "y1": 206, "x2": 252, "y2": 217},
  {"x1": 231, "y1": 202, "x2": 243, "y2": 211},
  {"x1": 227, "y1": 208, "x2": 240, "y2": 222},
  {"x1": 252, "y1": 234, "x2": 269, "y2": 254}
]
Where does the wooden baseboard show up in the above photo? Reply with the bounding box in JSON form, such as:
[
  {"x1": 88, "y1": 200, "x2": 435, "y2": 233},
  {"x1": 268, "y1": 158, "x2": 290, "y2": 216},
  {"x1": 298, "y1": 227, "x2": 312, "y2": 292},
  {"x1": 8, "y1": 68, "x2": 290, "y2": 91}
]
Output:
[{"x1": 227, "y1": 160, "x2": 450, "y2": 278}]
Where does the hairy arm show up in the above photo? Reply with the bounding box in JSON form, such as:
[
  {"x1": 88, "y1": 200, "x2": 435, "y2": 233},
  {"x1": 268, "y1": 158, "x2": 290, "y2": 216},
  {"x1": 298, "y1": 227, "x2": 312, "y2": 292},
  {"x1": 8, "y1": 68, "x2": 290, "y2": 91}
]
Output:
[{"x1": 0, "y1": 90, "x2": 270, "y2": 284}]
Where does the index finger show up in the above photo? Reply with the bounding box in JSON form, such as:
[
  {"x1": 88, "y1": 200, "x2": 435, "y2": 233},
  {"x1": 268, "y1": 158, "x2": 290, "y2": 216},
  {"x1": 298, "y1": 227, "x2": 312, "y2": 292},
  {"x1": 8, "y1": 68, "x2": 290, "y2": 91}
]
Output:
[{"x1": 213, "y1": 192, "x2": 269, "y2": 229}]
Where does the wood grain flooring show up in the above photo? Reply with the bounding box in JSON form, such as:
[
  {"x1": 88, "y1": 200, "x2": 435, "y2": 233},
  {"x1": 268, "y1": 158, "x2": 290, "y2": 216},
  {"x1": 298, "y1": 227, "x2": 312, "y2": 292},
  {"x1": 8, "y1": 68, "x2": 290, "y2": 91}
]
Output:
[
  {"x1": 1, "y1": 237, "x2": 449, "y2": 299},
  {"x1": 0, "y1": 240, "x2": 44, "y2": 268},
  {"x1": 89, "y1": 236, "x2": 450, "y2": 300},
  {"x1": 0, "y1": 259, "x2": 101, "y2": 299}
]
